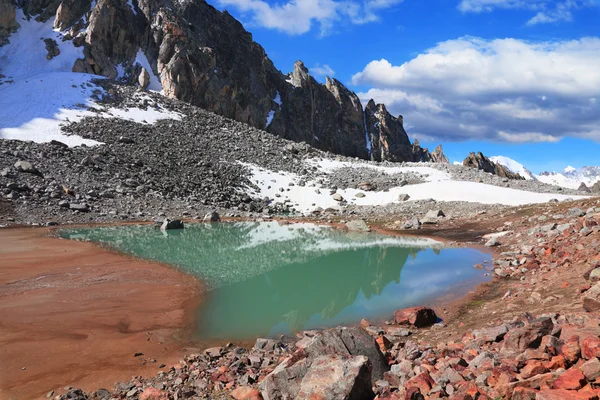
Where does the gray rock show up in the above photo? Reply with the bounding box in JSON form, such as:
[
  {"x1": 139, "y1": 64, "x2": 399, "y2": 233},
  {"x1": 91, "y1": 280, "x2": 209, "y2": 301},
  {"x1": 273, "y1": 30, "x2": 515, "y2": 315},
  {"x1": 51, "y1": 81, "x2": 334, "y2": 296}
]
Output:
[
  {"x1": 567, "y1": 207, "x2": 585, "y2": 218},
  {"x1": 584, "y1": 283, "x2": 600, "y2": 312},
  {"x1": 69, "y1": 203, "x2": 89, "y2": 212},
  {"x1": 14, "y1": 160, "x2": 37, "y2": 174},
  {"x1": 203, "y1": 211, "x2": 220, "y2": 222},
  {"x1": 397, "y1": 193, "x2": 410, "y2": 201},
  {"x1": 332, "y1": 193, "x2": 343, "y2": 202},
  {"x1": 346, "y1": 219, "x2": 369, "y2": 232},
  {"x1": 354, "y1": 192, "x2": 365, "y2": 198},
  {"x1": 425, "y1": 209, "x2": 445, "y2": 219},
  {"x1": 485, "y1": 237, "x2": 500, "y2": 247},
  {"x1": 138, "y1": 67, "x2": 150, "y2": 90}
]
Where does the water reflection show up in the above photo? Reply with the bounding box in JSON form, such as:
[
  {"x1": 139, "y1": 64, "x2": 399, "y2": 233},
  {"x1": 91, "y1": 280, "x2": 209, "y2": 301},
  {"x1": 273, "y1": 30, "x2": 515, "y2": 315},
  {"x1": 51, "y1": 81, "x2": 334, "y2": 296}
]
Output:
[{"x1": 61, "y1": 222, "x2": 488, "y2": 340}]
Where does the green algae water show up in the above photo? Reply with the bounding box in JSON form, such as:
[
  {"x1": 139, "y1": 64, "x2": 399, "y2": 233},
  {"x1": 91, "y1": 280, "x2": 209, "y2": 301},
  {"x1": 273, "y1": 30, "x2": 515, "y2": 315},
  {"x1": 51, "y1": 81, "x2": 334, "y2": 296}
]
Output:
[{"x1": 60, "y1": 222, "x2": 489, "y2": 340}]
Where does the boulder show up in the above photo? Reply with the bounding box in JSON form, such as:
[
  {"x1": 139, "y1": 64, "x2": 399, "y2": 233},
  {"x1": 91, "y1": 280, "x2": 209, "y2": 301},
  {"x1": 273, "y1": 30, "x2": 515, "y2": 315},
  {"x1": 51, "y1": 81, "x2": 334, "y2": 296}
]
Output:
[
  {"x1": 261, "y1": 327, "x2": 385, "y2": 399},
  {"x1": 14, "y1": 160, "x2": 39, "y2": 175},
  {"x1": 346, "y1": 219, "x2": 370, "y2": 232},
  {"x1": 502, "y1": 318, "x2": 554, "y2": 353},
  {"x1": 44, "y1": 38, "x2": 60, "y2": 60},
  {"x1": 295, "y1": 355, "x2": 373, "y2": 400},
  {"x1": 551, "y1": 368, "x2": 586, "y2": 390},
  {"x1": 578, "y1": 182, "x2": 591, "y2": 193},
  {"x1": 69, "y1": 203, "x2": 89, "y2": 212},
  {"x1": 160, "y1": 219, "x2": 184, "y2": 230},
  {"x1": 138, "y1": 67, "x2": 150, "y2": 90},
  {"x1": 398, "y1": 193, "x2": 410, "y2": 201},
  {"x1": 332, "y1": 193, "x2": 344, "y2": 202},
  {"x1": 203, "y1": 211, "x2": 220, "y2": 222},
  {"x1": 393, "y1": 307, "x2": 437, "y2": 328},
  {"x1": 425, "y1": 209, "x2": 445, "y2": 219},
  {"x1": 357, "y1": 182, "x2": 374, "y2": 191},
  {"x1": 579, "y1": 357, "x2": 600, "y2": 381},
  {"x1": 583, "y1": 283, "x2": 600, "y2": 312}
]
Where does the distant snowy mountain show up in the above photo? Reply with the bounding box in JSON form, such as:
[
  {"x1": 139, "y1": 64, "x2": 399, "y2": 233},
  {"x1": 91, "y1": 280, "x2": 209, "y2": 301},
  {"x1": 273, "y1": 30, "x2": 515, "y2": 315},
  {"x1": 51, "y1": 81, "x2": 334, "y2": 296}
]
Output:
[
  {"x1": 536, "y1": 166, "x2": 600, "y2": 190},
  {"x1": 489, "y1": 156, "x2": 535, "y2": 180}
]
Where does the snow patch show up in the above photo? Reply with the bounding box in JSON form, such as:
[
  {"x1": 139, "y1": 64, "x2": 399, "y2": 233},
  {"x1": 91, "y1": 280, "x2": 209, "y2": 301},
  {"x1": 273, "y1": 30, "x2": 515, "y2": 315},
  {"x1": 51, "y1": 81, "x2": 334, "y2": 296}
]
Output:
[
  {"x1": 273, "y1": 91, "x2": 282, "y2": 106},
  {"x1": 266, "y1": 110, "x2": 275, "y2": 128},
  {"x1": 241, "y1": 159, "x2": 586, "y2": 214},
  {"x1": 490, "y1": 156, "x2": 535, "y2": 180},
  {"x1": 126, "y1": 0, "x2": 138, "y2": 15}
]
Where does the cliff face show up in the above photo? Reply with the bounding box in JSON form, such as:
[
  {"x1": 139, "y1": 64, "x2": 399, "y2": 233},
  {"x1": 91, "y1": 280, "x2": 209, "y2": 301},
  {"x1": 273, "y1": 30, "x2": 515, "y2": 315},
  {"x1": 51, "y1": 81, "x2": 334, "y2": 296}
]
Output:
[{"x1": 2, "y1": 0, "x2": 448, "y2": 163}]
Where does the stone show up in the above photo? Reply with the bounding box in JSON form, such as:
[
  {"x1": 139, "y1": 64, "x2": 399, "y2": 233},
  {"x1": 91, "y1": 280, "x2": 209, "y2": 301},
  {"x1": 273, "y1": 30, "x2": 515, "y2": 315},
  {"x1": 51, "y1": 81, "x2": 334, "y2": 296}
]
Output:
[
  {"x1": 203, "y1": 211, "x2": 220, "y2": 222},
  {"x1": 502, "y1": 318, "x2": 554, "y2": 353},
  {"x1": 14, "y1": 160, "x2": 38, "y2": 174},
  {"x1": 425, "y1": 209, "x2": 445, "y2": 219},
  {"x1": 588, "y1": 268, "x2": 600, "y2": 282},
  {"x1": 139, "y1": 388, "x2": 169, "y2": 400},
  {"x1": 355, "y1": 192, "x2": 365, "y2": 198},
  {"x1": 295, "y1": 355, "x2": 373, "y2": 400},
  {"x1": 69, "y1": 203, "x2": 89, "y2": 212},
  {"x1": 536, "y1": 389, "x2": 586, "y2": 400},
  {"x1": 560, "y1": 337, "x2": 581, "y2": 365},
  {"x1": 346, "y1": 219, "x2": 370, "y2": 232},
  {"x1": 471, "y1": 325, "x2": 508, "y2": 344},
  {"x1": 521, "y1": 360, "x2": 549, "y2": 379},
  {"x1": 485, "y1": 237, "x2": 501, "y2": 247},
  {"x1": 552, "y1": 368, "x2": 586, "y2": 390},
  {"x1": 583, "y1": 283, "x2": 600, "y2": 312},
  {"x1": 581, "y1": 337, "x2": 600, "y2": 360},
  {"x1": 579, "y1": 358, "x2": 600, "y2": 381},
  {"x1": 357, "y1": 182, "x2": 374, "y2": 191},
  {"x1": 398, "y1": 193, "x2": 410, "y2": 201},
  {"x1": 332, "y1": 193, "x2": 344, "y2": 202},
  {"x1": 230, "y1": 386, "x2": 263, "y2": 400},
  {"x1": 393, "y1": 307, "x2": 437, "y2": 328},
  {"x1": 138, "y1": 67, "x2": 150, "y2": 90},
  {"x1": 44, "y1": 38, "x2": 60, "y2": 60},
  {"x1": 161, "y1": 219, "x2": 184, "y2": 230}
]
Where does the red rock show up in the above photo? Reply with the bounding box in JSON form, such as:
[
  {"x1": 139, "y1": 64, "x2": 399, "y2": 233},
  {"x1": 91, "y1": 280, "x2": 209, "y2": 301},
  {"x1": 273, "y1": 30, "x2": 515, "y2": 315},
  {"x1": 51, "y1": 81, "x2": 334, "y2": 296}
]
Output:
[
  {"x1": 581, "y1": 337, "x2": 600, "y2": 360},
  {"x1": 139, "y1": 388, "x2": 169, "y2": 400},
  {"x1": 404, "y1": 387, "x2": 424, "y2": 400},
  {"x1": 393, "y1": 307, "x2": 437, "y2": 328},
  {"x1": 230, "y1": 386, "x2": 263, "y2": 400},
  {"x1": 536, "y1": 389, "x2": 592, "y2": 400},
  {"x1": 552, "y1": 368, "x2": 587, "y2": 390},
  {"x1": 561, "y1": 337, "x2": 582, "y2": 365},
  {"x1": 521, "y1": 360, "x2": 549, "y2": 379},
  {"x1": 545, "y1": 355, "x2": 567, "y2": 371},
  {"x1": 580, "y1": 284, "x2": 592, "y2": 294},
  {"x1": 511, "y1": 387, "x2": 538, "y2": 400},
  {"x1": 405, "y1": 372, "x2": 435, "y2": 395},
  {"x1": 376, "y1": 336, "x2": 392, "y2": 352}
]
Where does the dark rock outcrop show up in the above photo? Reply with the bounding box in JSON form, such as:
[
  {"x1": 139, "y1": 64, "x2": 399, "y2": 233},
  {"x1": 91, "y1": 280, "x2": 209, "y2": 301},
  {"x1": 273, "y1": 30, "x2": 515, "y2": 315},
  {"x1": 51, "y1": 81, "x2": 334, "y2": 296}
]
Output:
[
  {"x1": 463, "y1": 152, "x2": 525, "y2": 180},
  {"x1": 365, "y1": 100, "x2": 412, "y2": 162},
  {"x1": 0, "y1": 0, "x2": 18, "y2": 46},
  {"x1": 9, "y1": 0, "x2": 449, "y2": 162}
]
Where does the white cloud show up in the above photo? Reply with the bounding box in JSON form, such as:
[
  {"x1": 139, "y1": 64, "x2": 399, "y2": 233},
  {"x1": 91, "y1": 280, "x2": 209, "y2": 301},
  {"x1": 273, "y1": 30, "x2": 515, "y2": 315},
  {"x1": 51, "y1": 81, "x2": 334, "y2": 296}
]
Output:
[
  {"x1": 310, "y1": 63, "x2": 335, "y2": 77},
  {"x1": 458, "y1": 0, "x2": 597, "y2": 26},
  {"x1": 217, "y1": 0, "x2": 403, "y2": 35},
  {"x1": 352, "y1": 36, "x2": 600, "y2": 143}
]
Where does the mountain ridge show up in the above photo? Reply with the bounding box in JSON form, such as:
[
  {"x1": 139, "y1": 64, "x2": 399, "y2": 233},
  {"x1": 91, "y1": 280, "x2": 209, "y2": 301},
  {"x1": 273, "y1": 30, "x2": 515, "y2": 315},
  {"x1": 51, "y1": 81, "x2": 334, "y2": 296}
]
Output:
[{"x1": 0, "y1": 0, "x2": 448, "y2": 163}]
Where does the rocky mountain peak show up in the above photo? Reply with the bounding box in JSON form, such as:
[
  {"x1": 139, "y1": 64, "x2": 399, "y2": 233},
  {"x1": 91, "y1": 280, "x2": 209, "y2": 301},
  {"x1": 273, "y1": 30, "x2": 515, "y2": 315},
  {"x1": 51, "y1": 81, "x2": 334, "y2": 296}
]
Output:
[
  {"x1": 463, "y1": 152, "x2": 524, "y2": 180},
  {"x1": 288, "y1": 60, "x2": 310, "y2": 88}
]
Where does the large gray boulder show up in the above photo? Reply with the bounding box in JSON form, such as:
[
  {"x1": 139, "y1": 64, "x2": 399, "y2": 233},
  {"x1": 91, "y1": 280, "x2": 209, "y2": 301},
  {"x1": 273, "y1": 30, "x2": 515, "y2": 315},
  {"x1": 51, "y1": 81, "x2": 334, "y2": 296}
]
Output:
[{"x1": 260, "y1": 327, "x2": 386, "y2": 400}]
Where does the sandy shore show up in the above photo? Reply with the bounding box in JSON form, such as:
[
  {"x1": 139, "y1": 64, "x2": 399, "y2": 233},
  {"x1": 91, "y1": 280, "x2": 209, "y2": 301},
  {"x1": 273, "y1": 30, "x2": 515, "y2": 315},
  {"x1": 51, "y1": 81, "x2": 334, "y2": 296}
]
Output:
[{"x1": 0, "y1": 227, "x2": 202, "y2": 400}]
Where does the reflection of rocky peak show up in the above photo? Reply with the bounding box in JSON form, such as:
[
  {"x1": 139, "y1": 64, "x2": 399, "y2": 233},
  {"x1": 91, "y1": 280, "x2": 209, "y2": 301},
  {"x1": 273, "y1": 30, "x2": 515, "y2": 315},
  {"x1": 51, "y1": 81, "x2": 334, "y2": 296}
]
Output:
[{"x1": 463, "y1": 152, "x2": 524, "y2": 180}]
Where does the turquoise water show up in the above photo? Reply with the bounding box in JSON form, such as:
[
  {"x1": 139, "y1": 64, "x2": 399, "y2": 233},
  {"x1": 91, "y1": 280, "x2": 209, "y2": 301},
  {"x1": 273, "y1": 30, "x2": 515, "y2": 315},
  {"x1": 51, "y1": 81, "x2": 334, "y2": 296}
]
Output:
[{"x1": 60, "y1": 222, "x2": 489, "y2": 340}]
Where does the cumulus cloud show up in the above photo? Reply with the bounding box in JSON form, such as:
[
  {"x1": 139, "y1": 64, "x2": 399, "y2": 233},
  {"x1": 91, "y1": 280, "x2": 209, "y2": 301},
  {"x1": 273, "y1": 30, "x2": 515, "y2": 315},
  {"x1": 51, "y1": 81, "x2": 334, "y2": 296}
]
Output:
[
  {"x1": 352, "y1": 36, "x2": 600, "y2": 143},
  {"x1": 458, "y1": 0, "x2": 597, "y2": 25},
  {"x1": 310, "y1": 64, "x2": 335, "y2": 77},
  {"x1": 217, "y1": 0, "x2": 403, "y2": 35}
]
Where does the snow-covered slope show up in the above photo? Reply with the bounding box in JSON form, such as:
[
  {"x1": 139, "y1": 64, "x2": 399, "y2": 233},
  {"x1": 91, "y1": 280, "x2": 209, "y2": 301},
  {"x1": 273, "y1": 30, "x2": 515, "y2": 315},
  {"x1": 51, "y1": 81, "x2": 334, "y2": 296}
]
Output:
[
  {"x1": 0, "y1": 10, "x2": 178, "y2": 147},
  {"x1": 489, "y1": 156, "x2": 535, "y2": 180},
  {"x1": 242, "y1": 159, "x2": 585, "y2": 213},
  {"x1": 536, "y1": 166, "x2": 600, "y2": 189}
]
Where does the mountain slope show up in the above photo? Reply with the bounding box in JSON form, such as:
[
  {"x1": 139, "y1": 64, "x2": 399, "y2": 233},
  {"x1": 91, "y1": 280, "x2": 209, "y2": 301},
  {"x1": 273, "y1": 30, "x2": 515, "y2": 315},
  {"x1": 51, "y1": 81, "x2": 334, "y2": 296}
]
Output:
[
  {"x1": 536, "y1": 166, "x2": 600, "y2": 189},
  {"x1": 0, "y1": 0, "x2": 448, "y2": 163}
]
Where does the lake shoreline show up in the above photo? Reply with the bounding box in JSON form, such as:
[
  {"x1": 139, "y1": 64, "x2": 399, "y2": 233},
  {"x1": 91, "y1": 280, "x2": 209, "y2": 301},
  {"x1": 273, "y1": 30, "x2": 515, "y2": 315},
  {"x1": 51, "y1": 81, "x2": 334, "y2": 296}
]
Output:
[{"x1": 0, "y1": 218, "x2": 492, "y2": 399}]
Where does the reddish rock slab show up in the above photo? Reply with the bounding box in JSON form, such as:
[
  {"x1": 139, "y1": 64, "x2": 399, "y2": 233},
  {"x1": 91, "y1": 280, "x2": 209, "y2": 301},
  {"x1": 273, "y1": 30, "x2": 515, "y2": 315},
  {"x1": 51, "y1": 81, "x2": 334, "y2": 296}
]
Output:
[
  {"x1": 552, "y1": 368, "x2": 587, "y2": 390},
  {"x1": 511, "y1": 387, "x2": 538, "y2": 400},
  {"x1": 521, "y1": 360, "x2": 550, "y2": 379},
  {"x1": 230, "y1": 386, "x2": 263, "y2": 400},
  {"x1": 581, "y1": 337, "x2": 600, "y2": 360},
  {"x1": 561, "y1": 337, "x2": 582, "y2": 365},
  {"x1": 536, "y1": 389, "x2": 593, "y2": 400},
  {"x1": 393, "y1": 307, "x2": 437, "y2": 328},
  {"x1": 503, "y1": 318, "x2": 554, "y2": 353},
  {"x1": 139, "y1": 388, "x2": 169, "y2": 400},
  {"x1": 405, "y1": 372, "x2": 435, "y2": 395}
]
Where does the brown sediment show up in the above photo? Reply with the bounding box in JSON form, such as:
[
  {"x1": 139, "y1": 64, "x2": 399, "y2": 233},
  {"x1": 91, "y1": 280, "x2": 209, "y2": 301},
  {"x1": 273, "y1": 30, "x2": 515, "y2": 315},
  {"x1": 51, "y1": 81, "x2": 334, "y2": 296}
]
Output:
[{"x1": 0, "y1": 227, "x2": 203, "y2": 400}]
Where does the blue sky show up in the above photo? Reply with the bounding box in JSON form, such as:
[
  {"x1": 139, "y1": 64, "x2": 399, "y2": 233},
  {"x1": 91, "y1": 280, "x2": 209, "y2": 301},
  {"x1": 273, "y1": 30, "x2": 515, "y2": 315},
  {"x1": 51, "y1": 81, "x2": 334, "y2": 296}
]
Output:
[{"x1": 208, "y1": 0, "x2": 600, "y2": 173}]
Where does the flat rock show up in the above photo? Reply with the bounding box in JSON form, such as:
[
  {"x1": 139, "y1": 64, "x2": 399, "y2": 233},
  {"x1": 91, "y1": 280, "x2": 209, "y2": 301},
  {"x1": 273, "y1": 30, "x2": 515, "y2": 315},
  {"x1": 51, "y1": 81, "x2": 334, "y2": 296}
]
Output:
[{"x1": 346, "y1": 219, "x2": 370, "y2": 232}]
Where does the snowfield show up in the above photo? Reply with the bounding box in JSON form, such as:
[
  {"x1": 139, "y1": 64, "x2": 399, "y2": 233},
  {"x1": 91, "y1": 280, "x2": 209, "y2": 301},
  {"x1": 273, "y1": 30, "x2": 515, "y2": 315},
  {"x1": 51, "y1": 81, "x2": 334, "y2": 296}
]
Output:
[
  {"x1": 0, "y1": 11, "x2": 180, "y2": 147},
  {"x1": 242, "y1": 159, "x2": 587, "y2": 213}
]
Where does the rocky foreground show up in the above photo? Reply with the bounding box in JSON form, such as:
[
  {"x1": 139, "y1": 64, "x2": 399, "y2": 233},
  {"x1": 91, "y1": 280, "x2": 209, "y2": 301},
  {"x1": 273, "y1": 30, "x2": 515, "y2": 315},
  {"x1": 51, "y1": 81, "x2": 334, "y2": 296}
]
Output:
[{"x1": 46, "y1": 197, "x2": 600, "y2": 400}]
